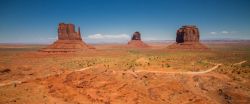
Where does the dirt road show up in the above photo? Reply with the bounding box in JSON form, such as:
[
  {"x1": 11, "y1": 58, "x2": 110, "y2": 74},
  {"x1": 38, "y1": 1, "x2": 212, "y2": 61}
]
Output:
[
  {"x1": 135, "y1": 64, "x2": 222, "y2": 74},
  {"x1": 0, "y1": 61, "x2": 229, "y2": 87}
]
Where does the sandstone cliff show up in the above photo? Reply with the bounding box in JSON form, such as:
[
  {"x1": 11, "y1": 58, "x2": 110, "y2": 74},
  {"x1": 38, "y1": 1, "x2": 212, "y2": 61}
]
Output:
[
  {"x1": 168, "y1": 25, "x2": 208, "y2": 50},
  {"x1": 127, "y1": 31, "x2": 149, "y2": 48},
  {"x1": 40, "y1": 23, "x2": 95, "y2": 53}
]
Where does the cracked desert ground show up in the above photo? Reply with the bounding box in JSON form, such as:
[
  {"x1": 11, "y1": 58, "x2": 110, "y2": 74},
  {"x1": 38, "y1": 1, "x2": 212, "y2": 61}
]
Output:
[{"x1": 0, "y1": 41, "x2": 250, "y2": 104}]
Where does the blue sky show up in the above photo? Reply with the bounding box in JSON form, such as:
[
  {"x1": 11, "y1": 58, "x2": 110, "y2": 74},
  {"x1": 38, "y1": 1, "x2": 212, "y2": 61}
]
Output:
[{"x1": 0, "y1": 0, "x2": 250, "y2": 43}]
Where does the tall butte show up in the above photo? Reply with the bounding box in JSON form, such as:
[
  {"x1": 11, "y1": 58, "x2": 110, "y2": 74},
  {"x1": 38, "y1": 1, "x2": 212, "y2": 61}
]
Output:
[
  {"x1": 168, "y1": 25, "x2": 208, "y2": 49},
  {"x1": 40, "y1": 23, "x2": 95, "y2": 52},
  {"x1": 127, "y1": 31, "x2": 149, "y2": 48}
]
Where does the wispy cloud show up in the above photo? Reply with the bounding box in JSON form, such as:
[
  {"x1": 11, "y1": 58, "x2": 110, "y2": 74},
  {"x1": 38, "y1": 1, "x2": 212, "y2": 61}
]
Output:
[
  {"x1": 210, "y1": 32, "x2": 217, "y2": 35},
  {"x1": 86, "y1": 33, "x2": 130, "y2": 43},
  {"x1": 88, "y1": 34, "x2": 130, "y2": 39},
  {"x1": 221, "y1": 30, "x2": 229, "y2": 34},
  {"x1": 210, "y1": 30, "x2": 235, "y2": 35}
]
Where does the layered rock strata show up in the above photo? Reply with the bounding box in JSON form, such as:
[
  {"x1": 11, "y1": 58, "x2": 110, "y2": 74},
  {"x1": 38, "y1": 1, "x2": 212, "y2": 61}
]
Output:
[{"x1": 40, "y1": 23, "x2": 94, "y2": 52}]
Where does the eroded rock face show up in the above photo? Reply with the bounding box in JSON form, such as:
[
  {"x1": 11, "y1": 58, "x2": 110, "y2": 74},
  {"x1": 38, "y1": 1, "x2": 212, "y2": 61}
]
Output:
[
  {"x1": 131, "y1": 32, "x2": 141, "y2": 40},
  {"x1": 176, "y1": 25, "x2": 199, "y2": 43},
  {"x1": 40, "y1": 23, "x2": 95, "y2": 52},
  {"x1": 167, "y1": 25, "x2": 208, "y2": 49},
  {"x1": 127, "y1": 31, "x2": 149, "y2": 48},
  {"x1": 58, "y1": 23, "x2": 82, "y2": 40}
]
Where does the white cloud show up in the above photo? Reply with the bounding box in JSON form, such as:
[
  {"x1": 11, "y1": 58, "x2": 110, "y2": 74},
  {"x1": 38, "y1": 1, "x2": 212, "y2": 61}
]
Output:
[
  {"x1": 88, "y1": 34, "x2": 103, "y2": 39},
  {"x1": 88, "y1": 34, "x2": 130, "y2": 39},
  {"x1": 86, "y1": 33, "x2": 130, "y2": 43},
  {"x1": 221, "y1": 30, "x2": 229, "y2": 34},
  {"x1": 210, "y1": 32, "x2": 217, "y2": 35},
  {"x1": 210, "y1": 30, "x2": 235, "y2": 35}
]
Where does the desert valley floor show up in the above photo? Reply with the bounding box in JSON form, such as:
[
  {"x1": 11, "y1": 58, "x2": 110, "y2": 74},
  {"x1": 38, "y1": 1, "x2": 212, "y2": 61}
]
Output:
[{"x1": 0, "y1": 41, "x2": 250, "y2": 104}]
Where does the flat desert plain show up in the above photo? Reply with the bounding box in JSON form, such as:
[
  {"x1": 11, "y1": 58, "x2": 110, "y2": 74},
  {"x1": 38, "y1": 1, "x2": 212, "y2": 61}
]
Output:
[{"x1": 0, "y1": 41, "x2": 250, "y2": 104}]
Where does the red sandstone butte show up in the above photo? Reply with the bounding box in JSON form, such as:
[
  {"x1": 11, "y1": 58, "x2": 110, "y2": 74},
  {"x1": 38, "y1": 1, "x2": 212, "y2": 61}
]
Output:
[
  {"x1": 176, "y1": 25, "x2": 200, "y2": 43},
  {"x1": 168, "y1": 25, "x2": 208, "y2": 49},
  {"x1": 40, "y1": 23, "x2": 95, "y2": 52},
  {"x1": 127, "y1": 31, "x2": 149, "y2": 48}
]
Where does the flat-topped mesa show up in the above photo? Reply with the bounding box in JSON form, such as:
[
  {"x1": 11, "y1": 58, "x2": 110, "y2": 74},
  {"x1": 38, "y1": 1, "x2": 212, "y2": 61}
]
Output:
[
  {"x1": 40, "y1": 23, "x2": 95, "y2": 53},
  {"x1": 176, "y1": 25, "x2": 199, "y2": 43},
  {"x1": 58, "y1": 23, "x2": 82, "y2": 40},
  {"x1": 167, "y1": 25, "x2": 208, "y2": 50},
  {"x1": 127, "y1": 31, "x2": 149, "y2": 48}
]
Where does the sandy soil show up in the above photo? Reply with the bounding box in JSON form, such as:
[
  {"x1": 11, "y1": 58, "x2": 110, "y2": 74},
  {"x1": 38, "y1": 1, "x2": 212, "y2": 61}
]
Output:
[{"x1": 0, "y1": 42, "x2": 250, "y2": 104}]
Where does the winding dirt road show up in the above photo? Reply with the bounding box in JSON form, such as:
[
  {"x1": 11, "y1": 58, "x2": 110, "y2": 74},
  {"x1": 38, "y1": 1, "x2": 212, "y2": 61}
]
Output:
[
  {"x1": 135, "y1": 63, "x2": 222, "y2": 75},
  {"x1": 0, "y1": 64, "x2": 221, "y2": 87},
  {"x1": 233, "y1": 60, "x2": 247, "y2": 66}
]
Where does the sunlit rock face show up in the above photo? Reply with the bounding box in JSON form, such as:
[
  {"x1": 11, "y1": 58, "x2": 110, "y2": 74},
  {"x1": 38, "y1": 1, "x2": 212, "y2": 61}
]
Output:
[
  {"x1": 167, "y1": 25, "x2": 208, "y2": 50},
  {"x1": 40, "y1": 23, "x2": 95, "y2": 53},
  {"x1": 58, "y1": 23, "x2": 82, "y2": 40},
  {"x1": 176, "y1": 25, "x2": 199, "y2": 43}
]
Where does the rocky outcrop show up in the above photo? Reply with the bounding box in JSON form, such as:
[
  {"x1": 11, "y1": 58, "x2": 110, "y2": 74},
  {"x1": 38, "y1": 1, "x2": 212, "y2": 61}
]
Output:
[
  {"x1": 58, "y1": 23, "x2": 82, "y2": 40},
  {"x1": 127, "y1": 31, "x2": 149, "y2": 48},
  {"x1": 168, "y1": 25, "x2": 208, "y2": 50},
  {"x1": 40, "y1": 23, "x2": 95, "y2": 53},
  {"x1": 131, "y1": 32, "x2": 141, "y2": 40},
  {"x1": 176, "y1": 25, "x2": 199, "y2": 43}
]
